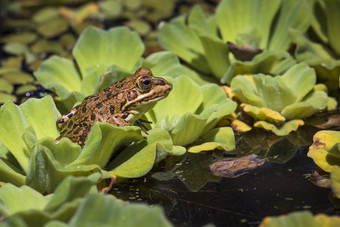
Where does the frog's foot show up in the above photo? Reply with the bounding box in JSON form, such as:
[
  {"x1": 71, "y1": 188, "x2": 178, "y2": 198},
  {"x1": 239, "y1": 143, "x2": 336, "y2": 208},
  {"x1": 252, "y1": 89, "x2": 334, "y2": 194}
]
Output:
[{"x1": 134, "y1": 119, "x2": 152, "y2": 132}]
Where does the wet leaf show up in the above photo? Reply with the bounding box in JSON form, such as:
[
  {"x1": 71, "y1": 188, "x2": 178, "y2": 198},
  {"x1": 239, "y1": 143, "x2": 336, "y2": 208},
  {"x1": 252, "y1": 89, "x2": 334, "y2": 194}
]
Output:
[{"x1": 37, "y1": 17, "x2": 68, "y2": 37}]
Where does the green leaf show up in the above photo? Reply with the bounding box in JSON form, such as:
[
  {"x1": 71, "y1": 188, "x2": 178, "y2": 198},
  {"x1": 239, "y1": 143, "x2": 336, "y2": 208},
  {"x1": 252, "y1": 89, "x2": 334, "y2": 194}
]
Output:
[
  {"x1": 34, "y1": 56, "x2": 83, "y2": 100},
  {"x1": 20, "y1": 96, "x2": 61, "y2": 140},
  {"x1": 0, "y1": 102, "x2": 30, "y2": 171},
  {"x1": 281, "y1": 91, "x2": 328, "y2": 120},
  {"x1": 70, "y1": 123, "x2": 143, "y2": 168},
  {"x1": 216, "y1": 0, "x2": 280, "y2": 48},
  {"x1": 324, "y1": 0, "x2": 340, "y2": 55},
  {"x1": 231, "y1": 63, "x2": 328, "y2": 123},
  {"x1": 0, "y1": 174, "x2": 101, "y2": 226},
  {"x1": 148, "y1": 76, "x2": 203, "y2": 123},
  {"x1": 73, "y1": 26, "x2": 144, "y2": 76},
  {"x1": 268, "y1": 0, "x2": 312, "y2": 51},
  {"x1": 0, "y1": 184, "x2": 48, "y2": 215},
  {"x1": 146, "y1": 75, "x2": 236, "y2": 149},
  {"x1": 199, "y1": 34, "x2": 230, "y2": 79},
  {"x1": 110, "y1": 143, "x2": 156, "y2": 178},
  {"x1": 143, "y1": 51, "x2": 183, "y2": 78},
  {"x1": 25, "y1": 143, "x2": 102, "y2": 194},
  {"x1": 159, "y1": 17, "x2": 211, "y2": 74},
  {"x1": 68, "y1": 193, "x2": 172, "y2": 227},
  {"x1": 222, "y1": 51, "x2": 296, "y2": 84},
  {"x1": 188, "y1": 127, "x2": 234, "y2": 153}
]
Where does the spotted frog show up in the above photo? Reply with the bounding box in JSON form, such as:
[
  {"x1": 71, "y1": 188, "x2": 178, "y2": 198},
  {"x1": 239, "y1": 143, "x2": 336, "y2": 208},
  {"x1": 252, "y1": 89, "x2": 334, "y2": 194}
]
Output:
[{"x1": 56, "y1": 67, "x2": 172, "y2": 146}]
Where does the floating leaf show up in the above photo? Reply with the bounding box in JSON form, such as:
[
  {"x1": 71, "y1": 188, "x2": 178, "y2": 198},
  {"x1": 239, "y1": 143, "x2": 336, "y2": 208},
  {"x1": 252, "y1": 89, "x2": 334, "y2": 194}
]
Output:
[
  {"x1": 231, "y1": 63, "x2": 329, "y2": 135},
  {"x1": 99, "y1": 0, "x2": 122, "y2": 18},
  {"x1": 15, "y1": 85, "x2": 37, "y2": 95},
  {"x1": 2, "y1": 72, "x2": 35, "y2": 84},
  {"x1": 125, "y1": 19, "x2": 151, "y2": 36},
  {"x1": 0, "y1": 78, "x2": 14, "y2": 93},
  {"x1": 260, "y1": 211, "x2": 340, "y2": 227},
  {"x1": 31, "y1": 39, "x2": 64, "y2": 54},
  {"x1": 0, "y1": 32, "x2": 37, "y2": 44},
  {"x1": 3, "y1": 42, "x2": 27, "y2": 55},
  {"x1": 0, "y1": 93, "x2": 16, "y2": 104},
  {"x1": 37, "y1": 18, "x2": 68, "y2": 38},
  {"x1": 32, "y1": 7, "x2": 59, "y2": 24}
]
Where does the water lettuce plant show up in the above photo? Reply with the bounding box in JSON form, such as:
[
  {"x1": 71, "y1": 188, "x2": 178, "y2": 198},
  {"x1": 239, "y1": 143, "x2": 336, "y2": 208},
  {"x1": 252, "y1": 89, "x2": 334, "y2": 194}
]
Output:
[
  {"x1": 260, "y1": 210, "x2": 340, "y2": 227},
  {"x1": 158, "y1": 0, "x2": 314, "y2": 83},
  {"x1": 230, "y1": 63, "x2": 331, "y2": 136},
  {"x1": 145, "y1": 75, "x2": 236, "y2": 153},
  {"x1": 0, "y1": 174, "x2": 171, "y2": 227},
  {"x1": 0, "y1": 96, "x2": 180, "y2": 194},
  {"x1": 289, "y1": 0, "x2": 340, "y2": 90},
  {"x1": 34, "y1": 25, "x2": 236, "y2": 154},
  {"x1": 308, "y1": 130, "x2": 340, "y2": 198}
]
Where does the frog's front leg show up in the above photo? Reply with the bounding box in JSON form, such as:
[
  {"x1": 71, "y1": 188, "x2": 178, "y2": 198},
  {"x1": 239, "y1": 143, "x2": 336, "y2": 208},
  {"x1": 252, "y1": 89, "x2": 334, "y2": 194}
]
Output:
[
  {"x1": 56, "y1": 105, "x2": 79, "y2": 128},
  {"x1": 106, "y1": 113, "x2": 132, "y2": 127}
]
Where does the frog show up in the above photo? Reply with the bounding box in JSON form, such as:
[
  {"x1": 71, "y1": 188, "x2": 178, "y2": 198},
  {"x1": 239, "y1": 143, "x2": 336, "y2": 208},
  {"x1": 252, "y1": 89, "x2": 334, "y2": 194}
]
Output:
[{"x1": 56, "y1": 67, "x2": 172, "y2": 146}]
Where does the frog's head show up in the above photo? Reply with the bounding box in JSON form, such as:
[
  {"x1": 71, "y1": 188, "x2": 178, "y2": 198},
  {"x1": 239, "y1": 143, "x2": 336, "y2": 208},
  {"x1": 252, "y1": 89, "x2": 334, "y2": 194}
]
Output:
[{"x1": 121, "y1": 67, "x2": 172, "y2": 123}]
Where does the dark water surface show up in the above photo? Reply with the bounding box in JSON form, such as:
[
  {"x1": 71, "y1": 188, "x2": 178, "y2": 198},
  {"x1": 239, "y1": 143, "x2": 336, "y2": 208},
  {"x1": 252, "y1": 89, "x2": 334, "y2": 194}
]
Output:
[{"x1": 111, "y1": 148, "x2": 337, "y2": 227}]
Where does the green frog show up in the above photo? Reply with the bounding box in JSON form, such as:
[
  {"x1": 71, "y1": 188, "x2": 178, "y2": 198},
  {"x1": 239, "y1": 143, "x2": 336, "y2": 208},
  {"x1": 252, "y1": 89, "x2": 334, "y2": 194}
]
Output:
[{"x1": 56, "y1": 67, "x2": 172, "y2": 146}]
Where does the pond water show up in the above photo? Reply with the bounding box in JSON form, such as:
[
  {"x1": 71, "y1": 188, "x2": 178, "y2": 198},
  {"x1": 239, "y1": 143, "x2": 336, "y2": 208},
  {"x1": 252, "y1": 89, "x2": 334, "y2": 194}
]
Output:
[{"x1": 110, "y1": 147, "x2": 338, "y2": 226}]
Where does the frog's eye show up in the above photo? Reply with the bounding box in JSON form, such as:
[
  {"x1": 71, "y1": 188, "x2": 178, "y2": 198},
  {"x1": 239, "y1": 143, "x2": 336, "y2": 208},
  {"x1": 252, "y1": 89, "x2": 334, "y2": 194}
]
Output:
[
  {"x1": 143, "y1": 80, "x2": 150, "y2": 85},
  {"x1": 122, "y1": 113, "x2": 129, "y2": 119},
  {"x1": 137, "y1": 76, "x2": 153, "y2": 91}
]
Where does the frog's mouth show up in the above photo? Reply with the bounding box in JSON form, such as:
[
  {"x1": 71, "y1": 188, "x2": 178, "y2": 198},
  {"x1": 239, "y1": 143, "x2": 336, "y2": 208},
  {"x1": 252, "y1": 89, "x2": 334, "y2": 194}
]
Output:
[{"x1": 122, "y1": 79, "x2": 172, "y2": 112}]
